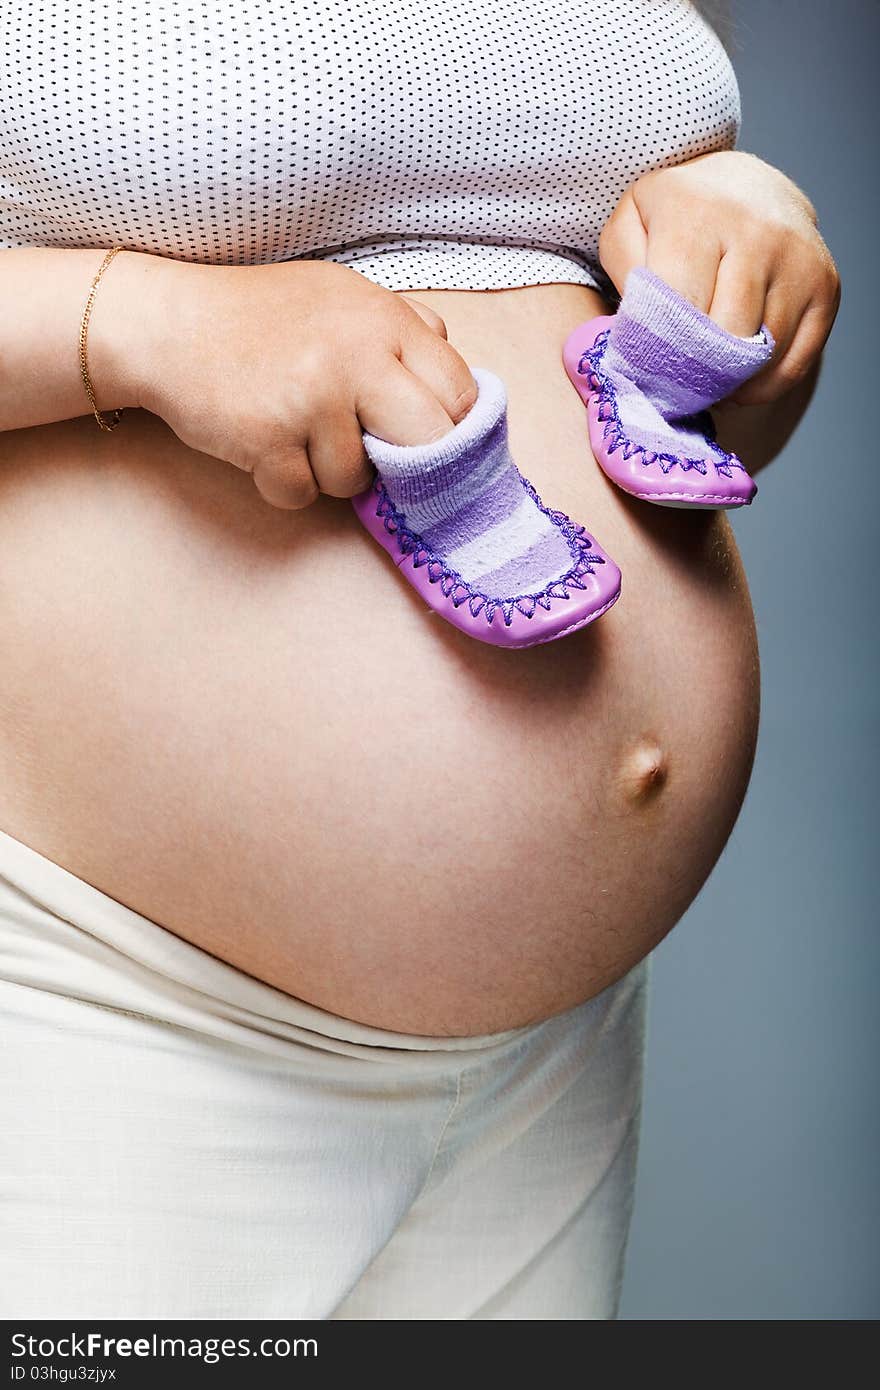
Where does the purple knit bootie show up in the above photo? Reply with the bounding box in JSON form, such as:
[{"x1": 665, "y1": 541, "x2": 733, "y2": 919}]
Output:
[
  {"x1": 563, "y1": 266, "x2": 775, "y2": 508},
  {"x1": 351, "y1": 367, "x2": 621, "y2": 648}
]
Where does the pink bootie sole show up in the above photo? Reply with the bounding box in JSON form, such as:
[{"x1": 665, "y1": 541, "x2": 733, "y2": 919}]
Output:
[{"x1": 351, "y1": 473, "x2": 621, "y2": 649}]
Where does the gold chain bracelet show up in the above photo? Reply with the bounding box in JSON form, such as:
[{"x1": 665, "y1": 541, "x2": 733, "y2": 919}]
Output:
[{"x1": 78, "y1": 245, "x2": 126, "y2": 432}]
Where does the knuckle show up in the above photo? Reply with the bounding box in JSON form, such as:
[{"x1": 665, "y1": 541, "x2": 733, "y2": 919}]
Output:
[
  {"x1": 273, "y1": 480, "x2": 319, "y2": 511},
  {"x1": 256, "y1": 419, "x2": 293, "y2": 458},
  {"x1": 253, "y1": 452, "x2": 317, "y2": 509},
  {"x1": 324, "y1": 450, "x2": 372, "y2": 498}
]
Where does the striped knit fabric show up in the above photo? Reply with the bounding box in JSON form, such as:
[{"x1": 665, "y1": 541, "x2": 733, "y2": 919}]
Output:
[
  {"x1": 361, "y1": 368, "x2": 578, "y2": 600},
  {"x1": 602, "y1": 266, "x2": 775, "y2": 457}
]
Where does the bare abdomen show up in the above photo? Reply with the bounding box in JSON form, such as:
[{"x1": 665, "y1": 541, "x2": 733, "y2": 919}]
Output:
[{"x1": 0, "y1": 283, "x2": 759, "y2": 1034}]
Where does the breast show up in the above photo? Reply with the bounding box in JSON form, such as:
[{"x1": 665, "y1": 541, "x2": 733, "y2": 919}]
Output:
[
  {"x1": 1, "y1": 0, "x2": 740, "y2": 289},
  {"x1": 0, "y1": 282, "x2": 760, "y2": 1034}
]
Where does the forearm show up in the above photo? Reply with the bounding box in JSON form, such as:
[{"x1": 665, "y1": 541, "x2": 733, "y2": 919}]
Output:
[
  {"x1": 710, "y1": 354, "x2": 823, "y2": 476},
  {"x1": 0, "y1": 247, "x2": 172, "y2": 432}
]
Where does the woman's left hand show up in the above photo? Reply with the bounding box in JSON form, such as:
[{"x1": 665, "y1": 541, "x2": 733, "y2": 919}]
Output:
[{"x1": 597, "y1": 149, "x2": 840, "y2": 405}]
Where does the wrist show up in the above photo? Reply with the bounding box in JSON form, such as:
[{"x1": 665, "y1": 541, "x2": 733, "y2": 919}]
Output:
[{"x1": 85, "y1": 248, "x2": 187, "y2": 414}]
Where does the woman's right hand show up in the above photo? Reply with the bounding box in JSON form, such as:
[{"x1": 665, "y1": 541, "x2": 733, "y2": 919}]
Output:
[{"x1": 120, "y1": 254, "x2": 479, "y2": 509}]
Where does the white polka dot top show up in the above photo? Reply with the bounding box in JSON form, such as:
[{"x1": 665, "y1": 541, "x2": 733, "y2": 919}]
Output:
[{"x1": 0, "y1": 0, "x2": 741, "y2": 293}]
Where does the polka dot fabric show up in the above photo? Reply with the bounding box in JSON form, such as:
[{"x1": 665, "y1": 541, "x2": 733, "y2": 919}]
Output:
[{"x1": 0, "y1": 0, "x2": 741, "y2": 292}]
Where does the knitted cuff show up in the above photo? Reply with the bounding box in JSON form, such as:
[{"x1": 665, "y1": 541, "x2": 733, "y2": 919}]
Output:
[
  {"x1": 608, "y1": 265, "x2": 776, "y2": 417},
  {"x1": 361, "y1": 366, "x2": 510, "y2": 529}
]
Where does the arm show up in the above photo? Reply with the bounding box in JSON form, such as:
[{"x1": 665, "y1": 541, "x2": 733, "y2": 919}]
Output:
[
  {"x1": 0, "y1": 247, "x2": 476, "y2": 511},
  {"x1": 0, "y1": 247, "x2": 167, "y2": 432}
]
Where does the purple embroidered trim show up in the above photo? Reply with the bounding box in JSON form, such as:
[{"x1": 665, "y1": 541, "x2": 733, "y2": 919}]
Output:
[
  {"x1": 367, "y1": 474, "x2": 606, "y2": 628},
  {"x1": 577, "y1": 329, "x2": 747, "y2": 479}
]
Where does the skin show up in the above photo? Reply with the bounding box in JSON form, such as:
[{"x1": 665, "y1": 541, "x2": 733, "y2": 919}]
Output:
[
  {"x1": 0, "y1": 151, "x2": 838, "y2": 1034},
  {"x1": 597, "y1": 151, "x2": 839, "y2": 402}
]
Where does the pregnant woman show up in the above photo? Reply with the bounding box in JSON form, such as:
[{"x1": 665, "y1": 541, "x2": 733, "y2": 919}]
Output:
[{"x1": 0, "y1": 1, "x2": 838, "y2": 1318}]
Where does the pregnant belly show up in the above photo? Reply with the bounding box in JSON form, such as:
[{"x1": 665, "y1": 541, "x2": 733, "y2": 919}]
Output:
[{"x1": 0, "y1": 281, "x2": 760, "y2": 1035}]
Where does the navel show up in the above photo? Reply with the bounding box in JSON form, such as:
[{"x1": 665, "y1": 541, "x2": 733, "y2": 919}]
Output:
[{"x1": 620, "y1": 739, "x2": 669, "y2": 804}]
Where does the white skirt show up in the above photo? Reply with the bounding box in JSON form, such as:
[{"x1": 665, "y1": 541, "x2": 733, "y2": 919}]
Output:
[{"x1": 0, "y1": 825, "x2": 651, "y2": 1320}]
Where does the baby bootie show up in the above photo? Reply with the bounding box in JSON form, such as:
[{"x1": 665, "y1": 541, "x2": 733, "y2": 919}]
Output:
[
  {"x1": 351, "y1": 367, "x2": 621, "y2": 648},
  {"x1": 562, "y1": 266, "x2": 775, "y2": 508}
]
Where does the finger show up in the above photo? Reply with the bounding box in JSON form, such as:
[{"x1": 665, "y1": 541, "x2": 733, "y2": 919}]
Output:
[
  {"x1": 753, "y1": 272, "x2": 803, "y2": 357},
  {"x1": 730, "y1": 242, "x2": 840, "y2": 403},
  {"x1": 730, "y1": 298, "x2": 829, "y2": 405},
  {"x1": 644, "y1": 216, "x2": 724, "y2": 313},
  {"x1": 722, "y1": 271, "x2": 809, "y2": 403},
  {"x1": 707, "y1": 251, "x2": 769, "y2": 337},
  {"x1": 355, "y1": 354, "x2": 463, "y2": 446},
  {"x1": 307, "y1": 410, "x2": 374, "y2": 498},
  {"x1": 397, "y1": 320, "x2": 479, "y2": 426},
  {"x1": 597, "y1": 186, "x2": 648, "y2": 295},
  {"x1": 251, "y1": 446, "x2": 319, "y2": 511},
  {"x1": 398, "y1": 295, "x2": 449, "y2": 339}
]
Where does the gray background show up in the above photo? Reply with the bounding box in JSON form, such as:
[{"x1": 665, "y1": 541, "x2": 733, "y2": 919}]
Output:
[{"x1": 619, "y1": 0, "x2": 879, "y2": 1320}]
